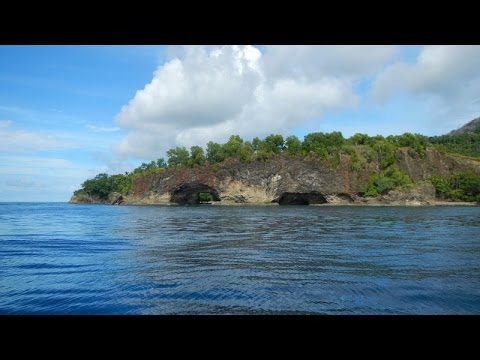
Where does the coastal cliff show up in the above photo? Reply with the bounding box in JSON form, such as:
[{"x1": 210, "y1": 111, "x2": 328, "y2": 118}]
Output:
[
  {"x1": 69, "y1": 147, "x2": 480, "y2": 206},
  {"x1": 70, "y1": 118, "x2": 480, "y2": 206}
]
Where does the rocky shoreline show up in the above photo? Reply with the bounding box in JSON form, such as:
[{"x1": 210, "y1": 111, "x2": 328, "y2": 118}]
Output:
[
  {"x1": 69, "y1": 198, "x2": 478, "y2": 206},
  {"x1": 69, "y1": 185, "x2": 479, "y2": 207},
  {"x1": 70, "y1": 148, "x2": 480, "y2": 207}
]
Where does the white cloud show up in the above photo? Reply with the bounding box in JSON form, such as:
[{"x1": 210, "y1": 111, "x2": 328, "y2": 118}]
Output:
[
  {"x1": 114, "y1": 45, "x2": 395, "y2": 160},
  {"x1": 0, "y1": 155, "x2": 87, "y2": 177},
  {"x1": 0, "y1": 120, "x2": 70, "y2": 152},
  {"x1": 371, "y1": 46, "x2": 480, "y2": 126},
  {"x1": 91, "y1": 151, "x2": 132, "y2": 174},
  {"x1": 86, "y1": 124, "x2": 120, "y2": 132},
  {"x1": 4, "y1": 177, "x2": 48, "y2": 191},
  {"x1": 263, "y1": 45, "x2": 399, "y2": 80},
  {"x1": 0, "y1": 155, "x2": 106, "y2": 202},
  {"x1": 0, "y1": 154, "x2": 109, "y2": 201}
]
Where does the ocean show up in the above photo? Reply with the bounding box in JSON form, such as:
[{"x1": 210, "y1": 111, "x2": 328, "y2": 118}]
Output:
[{"x1": 1, "y1": 203, "x2": 479, "y2": 314}]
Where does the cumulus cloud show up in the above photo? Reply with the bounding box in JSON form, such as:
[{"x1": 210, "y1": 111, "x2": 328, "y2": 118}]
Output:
[
  {"x1": 371, "y1": 46, "x2": 480, "y2": 124},
  {"x1": 114, "y1": 45, "x2": 396, "y2": 160},
  {"x1": 0, "y1": 120, "x2": 70, "y2": 152},
  {"x1": 262, "y1": 45, "x2": 398, "y2": 80},
  {"x1": 91, "y1": 151, "x2": 131, "y2": 174}
]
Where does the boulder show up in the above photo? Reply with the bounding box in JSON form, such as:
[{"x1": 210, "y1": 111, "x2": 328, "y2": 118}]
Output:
[
  {"x1": 109, "y1": 192, "x2": 124, "y2": 205},
  {"x1": 381, "y1": 182, "x2": 436, "y2": 204}
]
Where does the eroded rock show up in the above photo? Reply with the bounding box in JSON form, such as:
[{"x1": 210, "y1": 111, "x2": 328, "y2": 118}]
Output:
[
  {"x1": 109, "y1": 192, "x2": 124, "y2": 205},
  {"x1": 380, "y1": 182, "x2": 436, "y2": 205}
]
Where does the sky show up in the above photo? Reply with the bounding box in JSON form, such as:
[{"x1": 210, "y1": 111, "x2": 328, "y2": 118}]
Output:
[{"x1": 1, "y1": 45, "x2": 480, "y2": 202}]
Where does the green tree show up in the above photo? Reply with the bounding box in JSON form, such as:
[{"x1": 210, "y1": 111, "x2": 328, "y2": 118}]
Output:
[
  {"x1": 190, "y1": 145, "x2": 205, "y2": 166},
  {"x1": 167, "y1": 146, "x2": 190, "y2": 167},
  {"x1": 360, "y1": 167, "x2": 412, "y2": 197},
  {"x1": 429, "y1": 131, "x2": 480, "y2": 158},
  {"x1": 450, "y1": 171, "x2": 480, "y2": 201},
  {"x1": 156, "y1": 158, "x2": 167, "y2": 168},
  {"x1": 222, "y1": 135, "x2": 244, "y2": 158},
  {"x1": 256, "y1": 137, "x2": 278, "y2": 161},
  {"x1": 263, "y1": 134, "x2": 285, "y2": 154},
  {"x1": 82, "y1": 173, "x2": 110, "y2": 199},
  {"x1": 429, "y1": 171, "x2": 480, "y2": 201},
  {"x1": 428, "y1": 175, "x2": 450, "y2": 198},
  {"x1": 393, "y1": 133, "x2": 428, "y2": 156},
  {"x1": 349, "y1": 133, "x2": 369, "y2": 146},
  {"x1": 372, "y1": 140, "x2": 396, "y2": 169},
  {"x1": 303, "y1": 131, "x2": 345, "y2": 159},
  {"x1": 148, "y1": 161, "x2": 157, "y2": 170},
  {"x1": 252, "y1": 137, "x2": 261, "y2": 152},
  {"x1": 364, "y1": 134, "x2": 386, "y2": 147},
  {"x1": 285, "y1": 135, "x2": 302, "y2": 156},
  {"x1": 206, "y1": 141, "x2": 225, "y2": 163},
  {"x1": 239, "y1": 141, "x2": 254, "y2": 162},
  {"x1": 303, "y1": 132, "x2": 327, "y2": 157},
  {"x1": 110, "y1": 174, "x2": 132, "y2": 194},
  {"x1": 325, "y1": 131, "x2": 345, "y2": 148}
]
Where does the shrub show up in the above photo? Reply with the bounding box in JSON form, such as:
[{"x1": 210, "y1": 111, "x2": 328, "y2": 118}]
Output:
[
  {"x1": 360, "y1": 167, "x2": 412, "y2": 197},
  {"x1": 198, "y1": 192, "x2": 213, "y2": 202},
  {"x1": 428, "y1": 171, "x2": 480, "y2": 201}
]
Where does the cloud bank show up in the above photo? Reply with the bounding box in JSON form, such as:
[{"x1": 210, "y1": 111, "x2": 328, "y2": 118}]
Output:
[
  {"x1": 0, "y1": 120, "x2": 69, "y2": 152},
  {"x1": 114, "y1": 45, "x2": 397, "y2": 159},
  {"x1": 371, "y1": 45, "x2": 480, "y2": 126},
  {"x1": 113, "y1": 45, "x2": 480, "y2": 160}
]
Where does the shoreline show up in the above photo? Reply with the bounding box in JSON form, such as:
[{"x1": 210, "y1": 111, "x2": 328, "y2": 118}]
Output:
[
  {"x1": 68, "y1": 188, "x2": 479, "y2": 207},
  {"x1": 68, "y1": 200, "x2": 479, "y2": 207}
]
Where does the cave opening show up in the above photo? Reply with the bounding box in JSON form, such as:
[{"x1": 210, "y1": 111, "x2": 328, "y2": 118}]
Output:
[
  {"x1": 170, "y1": 183, "x2": 221, "y2": 205},
  {"x1": 278, "y1": 192, "x2": 327, "y2": 205}
]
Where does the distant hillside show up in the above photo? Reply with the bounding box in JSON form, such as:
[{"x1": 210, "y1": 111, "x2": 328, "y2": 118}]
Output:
[
  {"x1": 429, "y1": 116, "x2": 480, "y2": 158},
  {"x1": 449, "y1": 117, "x2": 480, "y2": 135}
]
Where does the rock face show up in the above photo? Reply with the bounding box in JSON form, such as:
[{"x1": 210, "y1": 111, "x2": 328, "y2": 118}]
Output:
[
  {"x1": 396, "y1": 148, "x2": 480, "y2": 182},
  {"x1": 379, "y1": 182, "x2": 436, "y2": 205},
  {"x1": 124, "y1": 155, "x2": 357, "y2": 205},
  {"x1": 69, "y1": 148, "x2": 480, "y2": 206},
  {"x1": 109, "y1": 192, "x2": 124, "y2": 205},
  {"x1": 69, "y1": 193, "x2": 105, "y2": 204}
]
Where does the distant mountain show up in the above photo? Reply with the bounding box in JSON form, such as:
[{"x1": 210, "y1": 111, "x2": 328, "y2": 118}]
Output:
[
  {"x1": 429, "y1": 116, "x2": 480, "y2": 158},
  {"x1": 449, "y1": 117, "x2": 480, "y2": 135}
]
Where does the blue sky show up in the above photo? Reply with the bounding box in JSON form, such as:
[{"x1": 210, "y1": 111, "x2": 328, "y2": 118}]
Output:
[{"x1": 1, "y1": 45, "x2": 479, "y2": 201}]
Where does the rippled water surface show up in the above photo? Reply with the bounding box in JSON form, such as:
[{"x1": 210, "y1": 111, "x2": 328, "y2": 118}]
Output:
[{"x1": 1, "y1": 203, "x2": 479, "y2": 314}]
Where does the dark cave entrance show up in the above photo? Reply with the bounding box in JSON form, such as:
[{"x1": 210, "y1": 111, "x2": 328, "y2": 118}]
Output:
[
  {"x1": 278, "y1": 192, "x2": 327, "y2": 205},
  {"x1": 170, "y1": 183, "x2": 221, "y2": 205}
]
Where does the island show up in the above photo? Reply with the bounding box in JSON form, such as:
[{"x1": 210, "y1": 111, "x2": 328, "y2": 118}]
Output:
[{"x1": 70, "y1": 118, "x2": 480, "y2": 206}]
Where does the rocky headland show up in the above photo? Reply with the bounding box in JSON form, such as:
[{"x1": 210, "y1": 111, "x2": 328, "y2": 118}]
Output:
[{"x1": 70, "y1": 148, "x2": 480, "y2": 206}]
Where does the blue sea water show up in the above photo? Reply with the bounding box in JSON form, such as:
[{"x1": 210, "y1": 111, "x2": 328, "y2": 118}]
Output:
[{"x1": 0, "y1": 202, "x2": 479, "y2": 314}]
